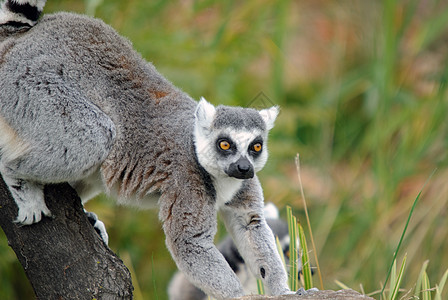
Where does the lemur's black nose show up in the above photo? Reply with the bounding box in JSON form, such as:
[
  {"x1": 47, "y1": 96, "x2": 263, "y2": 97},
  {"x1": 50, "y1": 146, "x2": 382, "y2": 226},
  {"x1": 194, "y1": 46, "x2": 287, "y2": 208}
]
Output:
[
  {"x1": 226, "y1": 156, "x2": 254, "y2": 179},
  {"x1": 237, "y1": 161, "x2": 250, "y2": 173}
]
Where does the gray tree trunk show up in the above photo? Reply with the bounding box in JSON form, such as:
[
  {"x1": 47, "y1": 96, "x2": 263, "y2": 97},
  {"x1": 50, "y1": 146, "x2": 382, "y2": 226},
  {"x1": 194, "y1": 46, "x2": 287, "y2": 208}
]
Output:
[{"x1": 0, "y1": 175, "x2": 133, "y2": 299}]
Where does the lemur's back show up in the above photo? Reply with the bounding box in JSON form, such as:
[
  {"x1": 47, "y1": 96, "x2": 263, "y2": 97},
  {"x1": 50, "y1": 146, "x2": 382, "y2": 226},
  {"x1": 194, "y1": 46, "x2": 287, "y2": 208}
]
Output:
[{"x1": 1, "y1": 12, "x2": 198, "y2": 199}]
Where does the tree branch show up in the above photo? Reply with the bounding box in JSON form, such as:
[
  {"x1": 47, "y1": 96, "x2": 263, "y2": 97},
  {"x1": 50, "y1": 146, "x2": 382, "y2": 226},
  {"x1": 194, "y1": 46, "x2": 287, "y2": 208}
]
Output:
[
  {"x1": 234, "y1": 289, "x2": 374, "y2": 299},
  {"x1": 0, "y1": 175, "x2": 133, "y2": 299}
]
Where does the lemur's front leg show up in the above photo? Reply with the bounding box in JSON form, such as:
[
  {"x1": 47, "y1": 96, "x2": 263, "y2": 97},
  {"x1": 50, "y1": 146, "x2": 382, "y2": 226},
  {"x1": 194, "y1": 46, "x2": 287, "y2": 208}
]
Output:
[
  {"x1": 219, "y1": 177, "x2": 291, "y2": 296},
  {"x1": 160, "y1": 190, "x2": 244, "y2": 300}
]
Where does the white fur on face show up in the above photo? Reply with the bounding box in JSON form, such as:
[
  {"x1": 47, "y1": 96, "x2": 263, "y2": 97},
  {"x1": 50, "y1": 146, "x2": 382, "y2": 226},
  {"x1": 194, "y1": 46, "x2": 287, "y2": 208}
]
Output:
[
  {"x1": 194, "y1": 126, "x2": 269, "y2": 208},
  {"x1": 193, "y1": 98, "x2": 273, "y2": 207},
  {"x1": 194, "y1": 126, "x2": 268, "y2": 179},
  {"x1": 0, "y1": 8, "x2": 30, "y2": 25},
  {"x1": 11, "y1": 0, "x2": 46, "y2": 10},
  {"x1": 194, "y1": 124, "x2": 244, "y2": 208}
]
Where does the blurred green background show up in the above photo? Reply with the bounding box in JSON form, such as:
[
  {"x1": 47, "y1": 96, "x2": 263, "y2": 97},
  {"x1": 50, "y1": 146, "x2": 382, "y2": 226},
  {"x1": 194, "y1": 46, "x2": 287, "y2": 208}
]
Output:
[{"x1": 1, "y1": 0, "x2": 447, "y2": 299}]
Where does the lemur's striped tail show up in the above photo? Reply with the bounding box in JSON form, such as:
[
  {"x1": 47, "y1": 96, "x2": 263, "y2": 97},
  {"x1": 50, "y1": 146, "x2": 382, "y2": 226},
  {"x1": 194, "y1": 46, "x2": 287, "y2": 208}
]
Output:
[{"x1": 0, "y1": 0, "x2": 46, "y2": 26}]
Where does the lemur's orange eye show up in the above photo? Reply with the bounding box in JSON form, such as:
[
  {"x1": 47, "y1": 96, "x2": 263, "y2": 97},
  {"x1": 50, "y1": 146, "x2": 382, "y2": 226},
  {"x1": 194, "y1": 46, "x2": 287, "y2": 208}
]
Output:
[
  {"x1": 219, "y1": 140, "x2": 231, "y2": 150},
  {"x1": 253, "y1": 143, "x2": 262, "y2": 152}
]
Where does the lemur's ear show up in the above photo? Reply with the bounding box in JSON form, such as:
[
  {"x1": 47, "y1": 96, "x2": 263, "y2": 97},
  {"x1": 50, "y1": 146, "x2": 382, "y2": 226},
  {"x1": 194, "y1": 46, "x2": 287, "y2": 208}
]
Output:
[
  {"x1": 259, "y1": 106, "x2": 279, "y2": 131},
  {"x1": 195, "y1": 97, "x2": 216, "y2": 130}
]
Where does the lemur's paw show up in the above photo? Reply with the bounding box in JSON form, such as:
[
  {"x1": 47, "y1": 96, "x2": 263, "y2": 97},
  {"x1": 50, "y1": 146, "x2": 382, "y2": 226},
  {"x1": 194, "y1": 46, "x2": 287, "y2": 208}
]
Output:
[
  {"x1": 295, "y1": 287, "x2": 319, "y2": 296},
  {"x1": 7, "y1": 179, "x2": 52, "y2": 225},
  {"x1": 14, "y1": 198, "x2": 52, "y2": 225},
  {"x1": 85, "y1": 211, "x2": 109, "y2": 245},
  {"x1": 0, "y1": 174, "x2": 50, "y2": 225}
]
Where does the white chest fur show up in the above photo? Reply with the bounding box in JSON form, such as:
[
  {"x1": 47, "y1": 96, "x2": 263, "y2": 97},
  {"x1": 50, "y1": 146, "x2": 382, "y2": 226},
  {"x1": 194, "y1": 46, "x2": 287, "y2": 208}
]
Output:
[{"x1": 212, "y1": 176, "x2": 243, "y2": 209}]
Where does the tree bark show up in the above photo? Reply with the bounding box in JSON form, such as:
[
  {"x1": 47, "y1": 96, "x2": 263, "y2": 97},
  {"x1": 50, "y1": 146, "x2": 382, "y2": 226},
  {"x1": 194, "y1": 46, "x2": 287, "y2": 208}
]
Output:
[{"x1": 0, "y1": 175, "x2": 133, "y2": 299}]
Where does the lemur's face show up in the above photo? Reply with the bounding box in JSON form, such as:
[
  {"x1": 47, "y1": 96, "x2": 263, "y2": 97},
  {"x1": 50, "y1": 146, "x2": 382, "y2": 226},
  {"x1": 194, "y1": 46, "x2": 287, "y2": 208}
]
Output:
[{"x1": 194, "y1": 98, "x2": 278, "y2": 180}]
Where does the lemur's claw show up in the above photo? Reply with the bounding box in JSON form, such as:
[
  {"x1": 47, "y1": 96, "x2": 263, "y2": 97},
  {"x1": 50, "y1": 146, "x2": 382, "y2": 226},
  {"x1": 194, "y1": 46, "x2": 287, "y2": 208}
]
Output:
[{"x1": 14, "y1": 202, "x2": 52, "y2": 226}]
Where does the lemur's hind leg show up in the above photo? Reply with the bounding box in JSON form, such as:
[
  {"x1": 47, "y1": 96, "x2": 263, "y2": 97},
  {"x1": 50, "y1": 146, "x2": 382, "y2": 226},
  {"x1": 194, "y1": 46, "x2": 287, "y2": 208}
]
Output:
[{"x1": 0, "y1": 89, "x2": 116, "y2": 225}]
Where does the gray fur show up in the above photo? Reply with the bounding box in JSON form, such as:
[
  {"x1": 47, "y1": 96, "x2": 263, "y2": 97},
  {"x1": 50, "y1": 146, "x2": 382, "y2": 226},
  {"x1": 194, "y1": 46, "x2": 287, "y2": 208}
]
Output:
[
  {"x1": 213, "y1": 106, "x2": 266, "y2": 131},
  {"x1": 220, "y1": 179, "x2": 290, "y2": 296},
  {"x1": 169, "y1": 204, "x2": 296, "y2": 300},
  {"x1": 0, "y1": 2, "x2": 290, "y2": 299}
]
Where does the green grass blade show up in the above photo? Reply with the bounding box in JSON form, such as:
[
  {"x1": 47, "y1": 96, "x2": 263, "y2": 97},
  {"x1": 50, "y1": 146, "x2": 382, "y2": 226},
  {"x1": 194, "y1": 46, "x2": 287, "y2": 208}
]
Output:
[
  {"x1": 276, "y1": 235, "x2": 287, "y2": 270},
  {"x1": 381, "y1": 169, "x2": 437, "y2": 296},
  {"x1": 295, "y1": 154, "x2": 323, "y2": 289},
  {"x1": 422, "y1": 271, "x2": 431, "y2": 300},
  {"x1": 334, "y1": 280, "x2": 350, "y2": 290},
  {"x1": 435, "y1": 286, "x2": 441, "y2": 300},
  {"x1": 438, "y1": 269, "x2": 448, "y2": 293},
  {"x1": 388, "y1": 259, "x2": 397, "y2": 300},
  {"x1": 381, "y1": 282, "x2": 387, "y2": 300},
  {"x1": 298, "y1": 222, "x2": 313, "y2": 290},
  {"x1": 151, "y1": 254, "x2": 159, "y2": 300},
  {"x1": 286, "y1": 206, "x2": 299, "y2": 291},
  {"x1": 418, "y1": 8, "x2": 448, "y2": 51},
  {"x1": 415, "y1": 260, "x2": 430, "y2": 298},
  {"x1": 257, "y1": 278, "x2": 265, "y2": 295},
  {"x1": 389, "y1": 254, "x2": 407, "y2": 300},
  {"x1": 434, "y1": 269, "x2": 448, "y2": 300}
]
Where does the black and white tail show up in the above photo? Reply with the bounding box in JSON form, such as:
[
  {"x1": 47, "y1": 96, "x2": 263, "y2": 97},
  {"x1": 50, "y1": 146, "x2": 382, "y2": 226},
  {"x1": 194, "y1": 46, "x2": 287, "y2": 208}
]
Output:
[{"x1": 0, "y1": 0, "x2": 46, "y2": 26}]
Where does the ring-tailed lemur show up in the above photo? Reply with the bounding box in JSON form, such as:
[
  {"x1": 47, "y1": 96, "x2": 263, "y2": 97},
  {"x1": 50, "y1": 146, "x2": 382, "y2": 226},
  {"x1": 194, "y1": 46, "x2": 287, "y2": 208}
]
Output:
[
  {"x1": 169, "y1": 203, "x2": 304, "y2": 300},
  {"x1": 0, "y1": 1, "x2": 296, "y2": 298}
]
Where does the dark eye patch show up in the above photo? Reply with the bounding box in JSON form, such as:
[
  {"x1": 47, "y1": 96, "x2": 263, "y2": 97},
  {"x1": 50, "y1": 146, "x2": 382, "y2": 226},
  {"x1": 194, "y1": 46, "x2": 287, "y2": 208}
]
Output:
[
  {"x1": 249, "y1": 136, "x2": 264, "y2": 158},
  {"x1": 215, "y1": 136, "x2": 236, "y2": 156}
]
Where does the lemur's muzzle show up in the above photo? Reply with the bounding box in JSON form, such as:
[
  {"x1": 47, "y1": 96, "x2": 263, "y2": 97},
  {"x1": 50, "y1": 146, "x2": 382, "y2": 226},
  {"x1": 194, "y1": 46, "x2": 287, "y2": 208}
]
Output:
[{"x1": 226, "y1": 156, "x2": 254, "y2": 179}]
